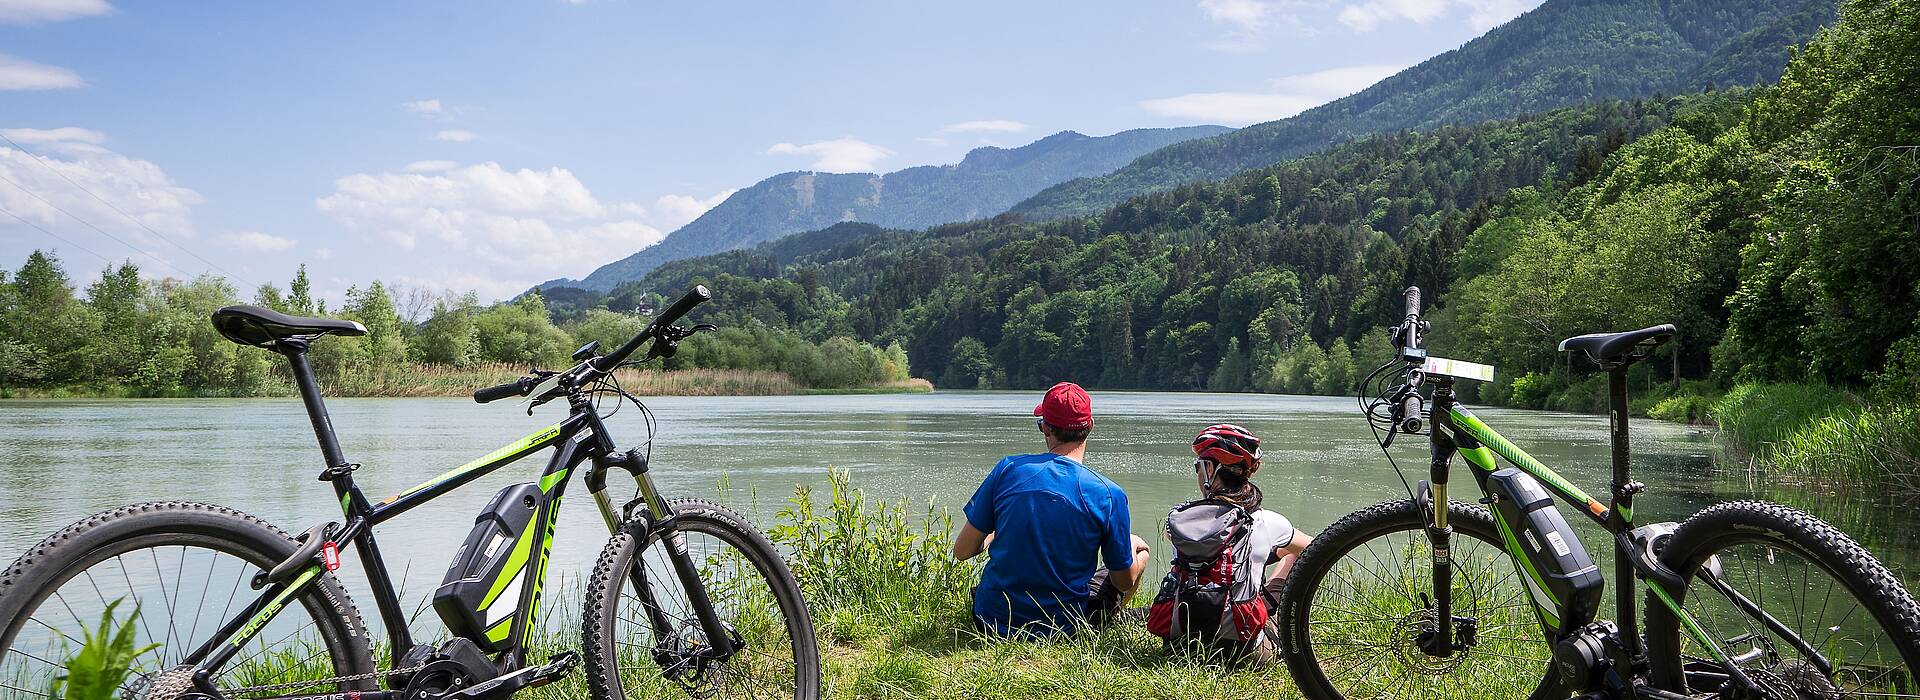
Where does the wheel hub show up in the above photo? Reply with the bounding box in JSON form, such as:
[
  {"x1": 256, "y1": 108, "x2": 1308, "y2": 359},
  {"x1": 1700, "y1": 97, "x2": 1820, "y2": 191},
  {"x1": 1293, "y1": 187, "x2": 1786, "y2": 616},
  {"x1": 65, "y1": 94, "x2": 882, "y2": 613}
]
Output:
[{"x1": 1388, "y1": 609, "x2": 1468, "y2": 675}]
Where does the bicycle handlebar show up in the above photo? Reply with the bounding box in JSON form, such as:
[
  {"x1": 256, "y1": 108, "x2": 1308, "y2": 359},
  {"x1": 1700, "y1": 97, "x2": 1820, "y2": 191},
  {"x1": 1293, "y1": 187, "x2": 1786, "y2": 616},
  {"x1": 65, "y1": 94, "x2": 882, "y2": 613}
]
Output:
[
  {"x1": 1404, "y1": 286, "x2": 1421, "y2": 320},
  {"x1": 473, "y1": 376, "x2": 535, "y2": 404},
  {"x1": 593, "y1": 284, "x2": 711, "y2": 373},
  {"x1": 470, "y1": 285, "x2": 712, "y2": 405}
]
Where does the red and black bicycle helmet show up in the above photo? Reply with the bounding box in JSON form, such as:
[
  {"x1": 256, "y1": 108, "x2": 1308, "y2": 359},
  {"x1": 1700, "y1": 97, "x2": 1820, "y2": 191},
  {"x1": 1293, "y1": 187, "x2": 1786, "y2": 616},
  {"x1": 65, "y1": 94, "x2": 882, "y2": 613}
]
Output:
[{"x1": 1192, "y1": 423, "x2": 1262, "y2": 472}]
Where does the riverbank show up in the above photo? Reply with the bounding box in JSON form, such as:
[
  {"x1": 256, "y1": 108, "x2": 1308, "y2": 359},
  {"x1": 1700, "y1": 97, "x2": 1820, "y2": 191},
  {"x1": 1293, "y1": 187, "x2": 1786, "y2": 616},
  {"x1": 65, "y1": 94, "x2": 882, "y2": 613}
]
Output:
[
  {"x1": 0, "y1": 366, "x2": 934, "y2": 399},
  {"x1": 1700, "y1": 382, "x2": 1920, "y2": 495}
]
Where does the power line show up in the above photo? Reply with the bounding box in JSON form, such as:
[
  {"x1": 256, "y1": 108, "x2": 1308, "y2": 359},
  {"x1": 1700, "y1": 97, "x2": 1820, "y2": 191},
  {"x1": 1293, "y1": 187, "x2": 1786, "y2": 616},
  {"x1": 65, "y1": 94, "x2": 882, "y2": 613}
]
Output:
[
  {"x1": 0, "y1": 201, "x2": 118, "y2": 268},
  {"x1": 0, "y1": 133, "x2": 253, "y2": 286},
  {"x1": 0, "y1": 169, "x2": 202, "y2": 281}
]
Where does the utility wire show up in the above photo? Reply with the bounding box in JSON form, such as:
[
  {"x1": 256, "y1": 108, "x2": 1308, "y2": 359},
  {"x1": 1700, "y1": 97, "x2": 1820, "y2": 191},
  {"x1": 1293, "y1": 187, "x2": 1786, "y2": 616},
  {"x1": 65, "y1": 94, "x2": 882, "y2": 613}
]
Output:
[
  {"x1": 0, "y1": 133, "x2": 253, "y2": 286},
  {"x1": 0, "y1": 169, "x2": 201, "y2": 281},
  {"x1": 0, "y1": 201, "x2": 118, "y2": 267}
]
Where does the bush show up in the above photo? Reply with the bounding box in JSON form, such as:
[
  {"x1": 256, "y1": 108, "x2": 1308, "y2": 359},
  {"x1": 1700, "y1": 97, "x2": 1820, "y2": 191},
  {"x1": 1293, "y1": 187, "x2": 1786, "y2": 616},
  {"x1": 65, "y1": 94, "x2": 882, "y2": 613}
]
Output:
[
  {"x1": 1507, "y1": 372, "x2": 1555, "y2": 408},
  {"x1": 1648, "y1": 393, "x2": 1716, "y2": 424},
  {"x1": 769, "y1": 470, "x2": 979, "y2": 646}
]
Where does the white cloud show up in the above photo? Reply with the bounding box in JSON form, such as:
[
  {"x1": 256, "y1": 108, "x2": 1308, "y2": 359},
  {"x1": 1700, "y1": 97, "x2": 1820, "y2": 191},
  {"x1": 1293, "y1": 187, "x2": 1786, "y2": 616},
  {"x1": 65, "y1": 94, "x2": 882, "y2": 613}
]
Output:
[
  {"x1": 938, "y1": 120, "x2": 1030, "y2": 135},
  {"x1": 315, "y1": 162, "x2": 665, "y2": 297},
  {"x1": 434, "y1": 129, "x2": 478, "y2": 143},
  {"x1": 401, "y1": 98, "x2": 443, "y2": 116},
  {"x1": 766, "y1": 138, "x2": 893, "y2": 173},
  {"x1": 1199, "y1": 0, "x2": 1271, "y2": 31},
  {"x1": 402, "y1": 159, "x2": 457, "y2": 173},
  {"x1": 1196, "y1": 0, "x2": 1309, "y2": 52},
  {"x1": 0, "y1": 0, "x2": 111, "y2": 25},
  {"x1": 0, "y1": 126, "x2": 105, "y2": 146},
  {"x1": 219, "y1": 231, "x2": 297, "y2": 253},
  {"x1": 313, "y1": 246, "x2": 333, "y2": 260},
  {"x1": 0, "y1": 54, "x2": 83, "y2": 90},
  {"x1": 1337, "y1": 0, "x2": 1531, "y2": 31},
  {"x1": 1140, "y1": 92, "x2": 1323, "y2": 125},
  {"x1": 652, "y1": 189, "x2": 737, "y2": 230},
  {"x1": 1140, "y1": 63, "x2": 1406, "y2": 125},
  {"x1": 0, "y1": 126, "x2": 203, "y2": 240}
]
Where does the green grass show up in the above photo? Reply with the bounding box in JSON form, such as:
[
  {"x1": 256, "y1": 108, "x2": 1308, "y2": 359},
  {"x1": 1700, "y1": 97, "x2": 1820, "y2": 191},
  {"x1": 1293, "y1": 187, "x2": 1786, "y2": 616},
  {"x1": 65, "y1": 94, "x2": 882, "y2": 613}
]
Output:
[
  {"x1": 1704, "y1": 382, "x2": 1920, "y2": 495},
  {"x1": 1768, "y1": 404, "x2": 1920, "y2": 492},
  {"x1": 47, "y1": 600, "x2": 157, "y2": 700},
  {"x1": 1708, "y1": 382, "x2": 1860, "y2": 459}
]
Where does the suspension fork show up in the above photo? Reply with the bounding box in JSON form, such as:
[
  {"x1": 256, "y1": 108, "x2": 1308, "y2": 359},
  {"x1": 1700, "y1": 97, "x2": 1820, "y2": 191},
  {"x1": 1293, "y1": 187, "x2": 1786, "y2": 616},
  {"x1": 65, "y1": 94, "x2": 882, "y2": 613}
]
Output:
[
  {"x1": 1422, "y1": 389, "x2": 1461, "y2": 657},
  {"x1": 586, "y1": 449, "x2": 737, "y2": 658}
]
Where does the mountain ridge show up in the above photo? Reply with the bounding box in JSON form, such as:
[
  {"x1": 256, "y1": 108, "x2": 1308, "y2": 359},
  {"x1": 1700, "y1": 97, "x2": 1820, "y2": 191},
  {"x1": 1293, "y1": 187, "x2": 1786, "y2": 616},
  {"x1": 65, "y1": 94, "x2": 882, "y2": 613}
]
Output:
[
  {"x1": 1005, "y1": 0, "x2": 1839, "y2": 220},
  {"x1": 544, "y1": 125, "x2": 1230, "y2": 291}
]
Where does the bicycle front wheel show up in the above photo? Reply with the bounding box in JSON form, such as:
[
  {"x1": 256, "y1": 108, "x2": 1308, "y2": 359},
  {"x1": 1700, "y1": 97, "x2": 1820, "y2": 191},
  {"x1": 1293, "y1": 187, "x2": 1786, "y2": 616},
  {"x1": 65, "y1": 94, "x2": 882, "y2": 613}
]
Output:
[
  {"x1": 1645, "y1": 500, "x2": 1920, "y2": 698},
  {"x1": 582, "y1": 498, "x2": 820, "y2": 700},
  {"x1": 1281, "y1": 498, "x2": 1557, "y2": 700}
]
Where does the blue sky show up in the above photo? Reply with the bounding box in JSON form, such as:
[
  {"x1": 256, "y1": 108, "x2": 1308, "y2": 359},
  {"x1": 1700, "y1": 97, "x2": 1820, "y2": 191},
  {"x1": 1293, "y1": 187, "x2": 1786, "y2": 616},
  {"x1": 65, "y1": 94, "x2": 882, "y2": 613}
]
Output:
[{"x1": 1, "y1": 0, "x2": 1538, "y2": 303}]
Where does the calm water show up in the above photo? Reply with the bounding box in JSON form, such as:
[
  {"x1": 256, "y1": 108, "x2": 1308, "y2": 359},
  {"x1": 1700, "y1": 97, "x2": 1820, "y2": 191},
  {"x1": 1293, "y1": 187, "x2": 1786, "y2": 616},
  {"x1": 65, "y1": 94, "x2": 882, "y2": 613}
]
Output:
[{"x1": 2, "y1": 391, "x2": 1916, "y2": 633}]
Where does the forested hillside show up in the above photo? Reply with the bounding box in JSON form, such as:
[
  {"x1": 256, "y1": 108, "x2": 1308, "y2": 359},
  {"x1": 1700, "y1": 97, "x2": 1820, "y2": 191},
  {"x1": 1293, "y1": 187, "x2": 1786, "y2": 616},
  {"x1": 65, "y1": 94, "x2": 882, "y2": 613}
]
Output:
[
  {"x1": 592, "y1": 0, "x2": 1915, "y2": 416},
  {"x1": 546, "y1": 126, "x2": 1228, "y2": 291},
  {"x1": 1009, "y1": 0, "x2": 1838, "y2": 220},
  {"x1": 606, "y1": 96, "x2": 1700, "y2": 389}
]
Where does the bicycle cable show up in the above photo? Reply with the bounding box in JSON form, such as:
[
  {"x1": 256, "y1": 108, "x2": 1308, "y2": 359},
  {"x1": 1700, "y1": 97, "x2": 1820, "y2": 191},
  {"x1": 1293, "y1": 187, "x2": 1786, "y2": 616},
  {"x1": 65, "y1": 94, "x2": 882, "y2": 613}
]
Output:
[{"x1": 1358, "y1": 358, "x2": 1422, "y2": 509}]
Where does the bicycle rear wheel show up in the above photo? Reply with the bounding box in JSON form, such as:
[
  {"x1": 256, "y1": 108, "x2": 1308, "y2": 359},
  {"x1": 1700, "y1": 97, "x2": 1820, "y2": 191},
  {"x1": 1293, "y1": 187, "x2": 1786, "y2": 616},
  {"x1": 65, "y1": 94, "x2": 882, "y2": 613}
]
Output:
[
  {"x1": 1645, "y1": 500, "x2": 1920, "y2": 698},
  {"x1": 1280, "y1": 498, "x2": 1557, "y2": 700},
  {"x1": 582, "y1": 498, "x2": 820, "y2": 700},
  {"x1": 0, "y1": 502, "x2": 375, "y2": 699}
]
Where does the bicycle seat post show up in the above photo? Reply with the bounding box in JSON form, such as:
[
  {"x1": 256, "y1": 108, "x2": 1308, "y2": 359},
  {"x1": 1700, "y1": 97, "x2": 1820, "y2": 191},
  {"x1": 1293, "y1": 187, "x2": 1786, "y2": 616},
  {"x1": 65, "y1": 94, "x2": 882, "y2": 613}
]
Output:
[{"x1": 274, "y1": 337, "x2": 355, "y2": 480}]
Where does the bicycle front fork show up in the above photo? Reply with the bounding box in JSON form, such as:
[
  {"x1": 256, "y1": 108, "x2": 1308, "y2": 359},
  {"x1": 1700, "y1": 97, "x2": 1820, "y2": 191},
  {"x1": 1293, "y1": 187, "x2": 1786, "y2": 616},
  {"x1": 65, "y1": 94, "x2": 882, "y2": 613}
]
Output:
[
  {"x1": 587, "y1": 449, "x2": 738, "y2": 658},
  {"x1": 1419, "y1": 479, "x2": 1466, "y2": 657}
]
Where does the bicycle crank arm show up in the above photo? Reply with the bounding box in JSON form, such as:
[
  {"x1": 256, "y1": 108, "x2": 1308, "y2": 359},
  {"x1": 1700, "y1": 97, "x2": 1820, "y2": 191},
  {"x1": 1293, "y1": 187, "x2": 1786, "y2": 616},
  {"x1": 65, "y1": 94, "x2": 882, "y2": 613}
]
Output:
[
  {"x1": 451, "y1": 651, "x2": 579, "y2": 699},
  {"x1": 183, "y1": 692, "x2": 400, "y2": 700}
]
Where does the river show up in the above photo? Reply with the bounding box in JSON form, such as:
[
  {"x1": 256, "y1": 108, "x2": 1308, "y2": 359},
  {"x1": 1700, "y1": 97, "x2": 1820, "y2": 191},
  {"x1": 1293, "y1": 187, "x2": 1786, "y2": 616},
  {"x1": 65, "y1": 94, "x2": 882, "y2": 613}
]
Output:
[{"x1": 2, "y1": 391, "x2": 1916, "y2": 632}]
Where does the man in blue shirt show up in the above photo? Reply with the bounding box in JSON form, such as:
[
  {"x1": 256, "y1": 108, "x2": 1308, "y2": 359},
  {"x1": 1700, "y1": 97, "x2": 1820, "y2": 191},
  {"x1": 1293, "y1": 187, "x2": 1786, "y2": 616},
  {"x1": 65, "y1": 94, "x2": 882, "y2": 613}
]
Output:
[{"x1": 952, "y1": 382, "x2": 1152, "y2": 636}]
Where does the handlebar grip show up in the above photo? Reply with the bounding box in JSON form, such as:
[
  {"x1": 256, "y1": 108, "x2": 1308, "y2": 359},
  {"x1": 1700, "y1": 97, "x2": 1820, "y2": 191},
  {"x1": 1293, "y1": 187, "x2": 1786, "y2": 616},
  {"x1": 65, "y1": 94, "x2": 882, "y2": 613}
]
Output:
[
  {"x1": 655, "y1": 284, "x2": 711, "y2": 328},
  {"x1": 473, "y1": 378, "x2": 530, "y2": 404},
  {"x1": 593, "y1": 285, "x2": 714, "y2": 372},
  {"x1": 1404, "y1": 286, "x2": 1422, "y2": 319},
  {"x1": 1399, "y1": 393, "x2": 1424, "y2": 434}
]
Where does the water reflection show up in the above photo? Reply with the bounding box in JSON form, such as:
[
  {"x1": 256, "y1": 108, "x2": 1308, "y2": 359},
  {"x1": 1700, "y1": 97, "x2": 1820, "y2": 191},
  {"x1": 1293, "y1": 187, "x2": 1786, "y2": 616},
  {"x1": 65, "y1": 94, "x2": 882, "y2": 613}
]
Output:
[{"x1": 1, "y1": 391, "x2": 1914, "y2": 636}]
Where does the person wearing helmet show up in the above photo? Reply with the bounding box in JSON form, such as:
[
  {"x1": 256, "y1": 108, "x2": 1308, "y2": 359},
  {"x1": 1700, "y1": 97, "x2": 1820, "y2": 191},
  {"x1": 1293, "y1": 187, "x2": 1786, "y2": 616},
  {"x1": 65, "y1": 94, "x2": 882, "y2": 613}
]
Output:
[
  {"x1": 1188, "y1": 423, "x2": 1312, "y2": 660},
  {"x1": 952, "y1": 382, "x2": 1152, "y2": 637}
]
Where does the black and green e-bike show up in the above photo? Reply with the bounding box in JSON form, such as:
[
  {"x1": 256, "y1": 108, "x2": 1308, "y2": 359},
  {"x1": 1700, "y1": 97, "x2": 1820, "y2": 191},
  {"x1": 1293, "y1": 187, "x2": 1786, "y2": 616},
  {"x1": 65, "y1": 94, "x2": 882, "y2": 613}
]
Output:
[
  {"x1": 0, "y1": 285, "x2": 820, "y2": 700},
  {"x1": 1280, "y1": 286, "x2": 1919, "y2": 699}
]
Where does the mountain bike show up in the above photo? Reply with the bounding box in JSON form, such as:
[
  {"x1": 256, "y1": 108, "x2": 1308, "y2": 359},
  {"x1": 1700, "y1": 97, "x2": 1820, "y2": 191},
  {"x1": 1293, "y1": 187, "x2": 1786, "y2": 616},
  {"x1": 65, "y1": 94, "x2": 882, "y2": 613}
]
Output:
[
  {"x1": 1279, "y1": 286, "x2": 1919, "y2": 699},
  {"x1": 0, "y1": 285, "x2": 821, "y2": 700}
]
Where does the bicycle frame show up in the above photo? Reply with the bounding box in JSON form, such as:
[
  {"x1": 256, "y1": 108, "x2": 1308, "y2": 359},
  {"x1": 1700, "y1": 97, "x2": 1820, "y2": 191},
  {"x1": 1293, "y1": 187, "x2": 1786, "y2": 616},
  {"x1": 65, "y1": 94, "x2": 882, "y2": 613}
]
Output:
[
  {"x1": 174, "y1": 344, "x2": 732, "y2": 697},
  {"x1": 1416, "y1": 370, "x2": 1811, "y2": 693}
]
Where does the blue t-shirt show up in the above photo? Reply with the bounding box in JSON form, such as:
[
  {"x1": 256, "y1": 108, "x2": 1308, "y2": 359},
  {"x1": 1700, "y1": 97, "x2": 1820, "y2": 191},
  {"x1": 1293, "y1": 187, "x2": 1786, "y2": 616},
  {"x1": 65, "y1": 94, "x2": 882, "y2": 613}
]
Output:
[{"x1": 964, "y1": 453, "x2": 1134, "y2": 636}]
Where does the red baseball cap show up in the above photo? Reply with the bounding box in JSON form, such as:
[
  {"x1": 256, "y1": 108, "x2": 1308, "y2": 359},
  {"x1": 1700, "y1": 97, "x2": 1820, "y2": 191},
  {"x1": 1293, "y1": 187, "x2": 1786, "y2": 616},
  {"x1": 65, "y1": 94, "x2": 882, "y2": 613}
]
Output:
[{"x1": 1034, "y1": 382, "x2": 1093, "y2": 429}]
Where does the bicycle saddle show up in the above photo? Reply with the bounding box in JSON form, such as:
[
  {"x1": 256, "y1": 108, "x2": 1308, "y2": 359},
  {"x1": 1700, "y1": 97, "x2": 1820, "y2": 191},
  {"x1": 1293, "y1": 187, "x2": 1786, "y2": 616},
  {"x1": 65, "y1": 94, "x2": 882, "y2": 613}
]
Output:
[
  {"x1": 213, "y1": 305, "x2": 368, "y2": 348},
  {"x1": 1558, "y1": 324, "x2": 1676, "y2": 364}
]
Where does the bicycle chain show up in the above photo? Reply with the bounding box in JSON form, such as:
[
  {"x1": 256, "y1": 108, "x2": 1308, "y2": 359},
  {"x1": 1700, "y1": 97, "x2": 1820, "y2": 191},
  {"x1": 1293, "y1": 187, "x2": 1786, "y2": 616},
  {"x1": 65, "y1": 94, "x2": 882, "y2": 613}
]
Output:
[{"x1": 134, "y1": 664, "x2": 427, "y2": 700}]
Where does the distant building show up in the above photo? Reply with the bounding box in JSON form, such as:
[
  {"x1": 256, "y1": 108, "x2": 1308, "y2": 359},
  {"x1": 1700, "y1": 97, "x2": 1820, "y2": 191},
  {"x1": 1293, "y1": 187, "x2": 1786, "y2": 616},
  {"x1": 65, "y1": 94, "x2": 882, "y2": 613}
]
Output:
[{"x1": 634, "y1": 301, "x2": 657, "y2": 316}]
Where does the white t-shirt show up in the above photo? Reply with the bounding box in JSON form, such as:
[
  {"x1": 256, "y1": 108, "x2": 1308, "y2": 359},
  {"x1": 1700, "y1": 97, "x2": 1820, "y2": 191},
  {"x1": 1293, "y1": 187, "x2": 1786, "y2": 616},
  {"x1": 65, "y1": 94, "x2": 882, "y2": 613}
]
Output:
[{"x1": 1246, "y1": 509, "x2": 1296, "y2": 574}]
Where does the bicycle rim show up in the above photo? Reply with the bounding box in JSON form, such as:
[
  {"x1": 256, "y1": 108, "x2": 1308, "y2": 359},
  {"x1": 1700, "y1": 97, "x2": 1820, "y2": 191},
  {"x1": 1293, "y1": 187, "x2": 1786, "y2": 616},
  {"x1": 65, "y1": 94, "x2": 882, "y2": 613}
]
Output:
[
  {"x1": 593, "y1": 510, "x2": 812, "y2": 699},
  {"x1": 1290, "y1": 500, "x2": 1555, "y2": 699},
  {"x1": 1, "y1": 530, "x2": 367, "y2": 699},
  {"x1": 1664, "y1": 533, "x2": 1918, "y2": 697}
]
